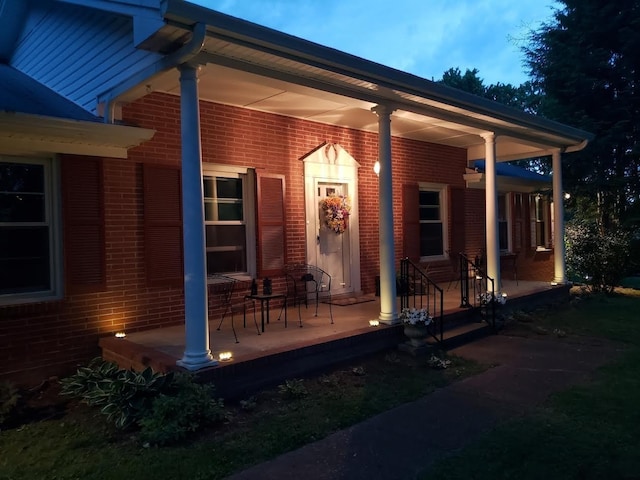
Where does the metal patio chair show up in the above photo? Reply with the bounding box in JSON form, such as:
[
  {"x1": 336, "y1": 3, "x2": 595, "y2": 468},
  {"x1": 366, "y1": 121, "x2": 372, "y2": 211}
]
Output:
[
  {"x1": 210, "y1": 274, "x2": 259, "y2": 343},
  {"x1": 284, "y1": 264, "x2": 333, "y2": 326}
]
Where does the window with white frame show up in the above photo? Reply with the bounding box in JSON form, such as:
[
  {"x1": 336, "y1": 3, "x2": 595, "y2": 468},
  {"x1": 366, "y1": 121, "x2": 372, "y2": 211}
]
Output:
[
  {"x1": 203, "y1": 167, "x2": 255, "y2": 277},
  {"x1": 419, "y1": 185, "x2": 447, "y2": 258},
  {"x1": 0, "y1": 157, "x2": 60, "y2": 302},
  {"x1": 531, "y1": 193, "x2": 550, "y2": 250}
]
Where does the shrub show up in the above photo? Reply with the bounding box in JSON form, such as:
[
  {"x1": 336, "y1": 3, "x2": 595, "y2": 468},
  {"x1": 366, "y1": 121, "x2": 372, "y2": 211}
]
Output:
[
  {"x1": 566, "y1": 221, "x2": 631, "y2": 293},
  {"x1": 139, "y1": 373, "x2": 226, "y2": 446},
  {"x1": 278, "y1": 379, "x2": 307, "y2": 399},
  {"x1": 60, "y1": 360, "x2": 227, "y2": 444},
  {"x1": 61, "y1": 359, "x2": 173, "y2": 429},
  {"x1": 0, "y1": 381, "x2": 19, "y2": 426}
]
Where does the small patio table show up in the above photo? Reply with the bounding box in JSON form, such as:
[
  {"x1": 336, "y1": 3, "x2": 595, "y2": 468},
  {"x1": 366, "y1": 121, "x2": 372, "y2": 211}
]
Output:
[{"x1": 245, "y1": 292, "x2": 287, "y2": 332}]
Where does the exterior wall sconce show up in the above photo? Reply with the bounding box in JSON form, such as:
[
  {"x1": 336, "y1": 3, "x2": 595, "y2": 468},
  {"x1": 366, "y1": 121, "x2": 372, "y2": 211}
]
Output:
[{"x1": 373, "y1": 160, "x2": 380, "y2": 176}]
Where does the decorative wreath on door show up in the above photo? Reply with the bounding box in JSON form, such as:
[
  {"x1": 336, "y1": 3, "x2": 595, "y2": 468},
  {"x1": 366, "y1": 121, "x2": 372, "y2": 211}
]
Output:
[{"x1": 320, "y1": 195, "x2": 351, "y2": 234}]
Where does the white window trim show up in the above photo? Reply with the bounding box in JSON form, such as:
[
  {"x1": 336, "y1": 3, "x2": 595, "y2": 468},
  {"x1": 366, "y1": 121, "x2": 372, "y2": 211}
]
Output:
[
  {"x1": 202, "y1": 165, "x2": 256, "y2": 280},
  {"x1": 531, "y1": 193, "x2": 552, "y2": 251},
  {"x1": 0, "y1": 156, "x2": 62, "y2": 306},
  {"x1": 418, "y1": 182, "x2": 448, "y2": 261}
]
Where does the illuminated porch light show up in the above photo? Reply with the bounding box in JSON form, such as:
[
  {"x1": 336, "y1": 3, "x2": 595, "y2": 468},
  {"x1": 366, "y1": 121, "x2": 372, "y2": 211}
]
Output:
[
  {"x1": 369, "y1": 319, "x2": 380, "y2": 327},
  {"x1": 219, "y1": 351, "x2": 233, "y2": 362},
  {"x1": 373, "y1": 160, "x2": 380, "y2": 176},
  {"x1": 115, "y1": 332, "x2": 126, "y2": 338}
]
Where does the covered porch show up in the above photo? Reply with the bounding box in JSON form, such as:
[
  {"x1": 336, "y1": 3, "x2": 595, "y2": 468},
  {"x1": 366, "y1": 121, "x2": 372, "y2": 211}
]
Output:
[{"x1": 100, "y1": 279, "x2": 569, "y2": 398}]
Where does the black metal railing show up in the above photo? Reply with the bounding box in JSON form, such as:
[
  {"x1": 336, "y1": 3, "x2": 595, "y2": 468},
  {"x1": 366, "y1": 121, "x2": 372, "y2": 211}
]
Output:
[
  {"x1": 458, "y1": 253, "x2": 497, "y2": 330},
  {"x1": 399, "y1": 258, "x2": 443, "y2": 343}
]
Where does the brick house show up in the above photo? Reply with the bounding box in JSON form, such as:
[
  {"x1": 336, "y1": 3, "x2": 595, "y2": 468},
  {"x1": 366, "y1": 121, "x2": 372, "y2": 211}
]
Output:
[{"x1": 0, "y1": 0, "x2": 591, "y2": 385}]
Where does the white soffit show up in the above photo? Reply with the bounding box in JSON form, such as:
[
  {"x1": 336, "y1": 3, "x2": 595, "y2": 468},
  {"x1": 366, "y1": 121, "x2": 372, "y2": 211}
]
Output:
[
  {"x1": 0, "y1": 112, "x2": 155, "y2": 158},
  {"x1": 112, "y1": 19, "x2": 589, "y2": 159}
]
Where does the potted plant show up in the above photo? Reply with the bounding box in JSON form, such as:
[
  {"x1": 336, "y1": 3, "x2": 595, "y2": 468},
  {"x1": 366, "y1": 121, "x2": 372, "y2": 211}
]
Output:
[{"x1": 400, "y1": 307, "x2": 433, "y2": 346}]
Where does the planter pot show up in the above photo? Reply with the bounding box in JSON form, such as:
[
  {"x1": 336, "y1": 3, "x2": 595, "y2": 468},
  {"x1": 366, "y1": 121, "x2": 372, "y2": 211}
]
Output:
[{"x1": 403, "y1": 324, "x2": 430, "y2": 347}]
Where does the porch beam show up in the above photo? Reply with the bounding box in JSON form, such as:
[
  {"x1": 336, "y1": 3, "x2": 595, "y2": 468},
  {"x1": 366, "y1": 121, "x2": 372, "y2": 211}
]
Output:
[
  {"x1": 177, "y1": 63, "x2": 217, "y2": 370},
  {"x1": 372, "y1": 104, "x2": 399, "y2": 324},
  {"x1": 482, "y1": 132, "x2": 501, "y2": 291},
  {"x1": 552, "y1": 149, "x2": 567, "y2": 284}
]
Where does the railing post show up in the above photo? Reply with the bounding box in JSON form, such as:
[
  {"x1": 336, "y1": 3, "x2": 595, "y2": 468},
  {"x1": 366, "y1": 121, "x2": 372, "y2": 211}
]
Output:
[{"x1": 460, "y1": 254, "x2": 471, "y2": 308}]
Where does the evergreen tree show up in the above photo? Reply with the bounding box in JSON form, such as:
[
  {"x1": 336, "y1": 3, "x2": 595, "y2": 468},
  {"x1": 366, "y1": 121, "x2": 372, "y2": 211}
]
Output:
[{"x1": 525, "y1": 0, "x2": 640, "y2": 229}]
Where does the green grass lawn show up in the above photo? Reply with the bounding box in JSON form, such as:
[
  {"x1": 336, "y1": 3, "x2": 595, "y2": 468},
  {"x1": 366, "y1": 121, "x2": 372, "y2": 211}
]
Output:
[
  {"x1": 3, "y1": 289, "x2": 638, "y2": 480},
  {"x1": 423, "y1": 288, "x2": 640, "y2": 480},
  {"x1": 0, "y1": 350, "x2": 482, "y2": 480}
]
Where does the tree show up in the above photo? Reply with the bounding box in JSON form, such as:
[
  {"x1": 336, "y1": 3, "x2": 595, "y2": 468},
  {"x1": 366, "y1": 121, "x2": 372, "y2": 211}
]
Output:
[
  {"x1": 437, "y1": 68, "x2": 546, "y2": 171},
  {"x1": 524, "y1": 0, "x2": 640, "y2": 230}
]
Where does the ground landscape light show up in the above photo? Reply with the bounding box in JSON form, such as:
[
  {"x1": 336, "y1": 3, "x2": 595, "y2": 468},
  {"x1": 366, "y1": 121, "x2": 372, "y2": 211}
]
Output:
[
  {"x1": 219, "y1": 351, "x2": 233, "y2": 362},
  {"x1": 115, "y1": 332, "x2": 126, "y2": 338},
  {"x1": 369, "y1": 320, "x2": 380, "y2": 327}
]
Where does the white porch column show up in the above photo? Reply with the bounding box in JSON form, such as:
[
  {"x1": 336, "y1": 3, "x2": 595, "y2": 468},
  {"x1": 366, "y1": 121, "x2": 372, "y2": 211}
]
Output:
[
  {"x1": 482, "y1": 132, "x2": 501, "y2": 291},
  {"x1": 552, "y1": 149, "x2": 567, "y2": 284},
  {"x1": 177, "y1": 63, "x2": 216, "y2": 370},
  {"x1": 372, "y1": 104, "x2": 399, "y2": 324}
]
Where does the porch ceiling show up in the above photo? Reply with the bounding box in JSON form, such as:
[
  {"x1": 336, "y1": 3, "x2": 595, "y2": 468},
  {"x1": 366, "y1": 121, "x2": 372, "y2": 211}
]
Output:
[{"x1": 113, "y1": 4, "x2": 592, "y2": 163}]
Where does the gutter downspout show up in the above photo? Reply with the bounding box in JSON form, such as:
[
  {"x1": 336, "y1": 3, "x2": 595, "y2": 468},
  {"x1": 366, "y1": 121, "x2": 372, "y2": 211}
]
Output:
[{"x1": 100, "y1": 22, "x2": 207, "y2": 123}]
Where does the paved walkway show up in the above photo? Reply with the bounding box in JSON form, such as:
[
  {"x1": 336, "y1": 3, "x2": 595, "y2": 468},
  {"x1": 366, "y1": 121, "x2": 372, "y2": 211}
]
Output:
[{"x1": 227, "y1": 334, "x2": 623, "y2": 480}]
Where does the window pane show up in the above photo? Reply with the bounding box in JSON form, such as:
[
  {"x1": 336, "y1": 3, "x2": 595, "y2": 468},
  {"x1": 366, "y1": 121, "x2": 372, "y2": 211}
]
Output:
[
  {"x1": 0, "y1": 226, "x2": 50, "y2": 294},
  {"x1": 0, "y1": 162, "x2": 45, "y2": 223},
  {"x1": 204, "y1": 200, "x2": 215, "y2": 221},
  {"x1": 419, "y1": 223, "x2": 443, "y2": 257},
  {"x1": 218, "y1": 201, "x2": 243, "y2": 221},
  {"x1": 203, "y1": 177, "x2": 214, "y2": 198},
  {"x1": 498, "y1": 195, "x2": 507, "y2": 221},
  {"x1": 0, "y1": 193, "x2": 45, "y2": 222},
  {"x1": 499, "y1": 222, "x2": 509, "y2": 250},
  {"x1": 207, "y1": 250, "x2": 246, "y2": 274},
  {"x1": 0, "y1": 163, "x2": 44, "y2": 193},
  {"x1": 536, "y1": 222, "x2": 546, "y2": 247},
  {"x1": 419, "y1": 191, "x2": 439, "y2": 205},
  {"x1": 216, "y1": 178, "x2": 242, "y2": 199},
  {"x1": 206, "y1": 224, "x2": 246, "y2": 248},
  {"x1": 205, "y1": 224, "x2": 246, "y2": 274},
  {"x1": 419, "y1": 206, "x2": 439, "y2": 221}
]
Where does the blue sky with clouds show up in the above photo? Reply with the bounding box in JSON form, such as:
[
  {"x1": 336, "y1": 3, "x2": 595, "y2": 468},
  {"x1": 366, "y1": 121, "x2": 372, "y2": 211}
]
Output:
[{"x1": 191, "y1": 0, "x2": 560, "y2": 86}]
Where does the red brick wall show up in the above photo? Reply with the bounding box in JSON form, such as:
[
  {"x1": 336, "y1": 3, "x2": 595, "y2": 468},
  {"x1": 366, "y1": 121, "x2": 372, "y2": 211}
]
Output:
[
  {"x1": 0, "y1": 159, "x2": 185, "y2": 386},
  {"x1": 0, "y1": 91, "x2": 555, "y2": 385}
]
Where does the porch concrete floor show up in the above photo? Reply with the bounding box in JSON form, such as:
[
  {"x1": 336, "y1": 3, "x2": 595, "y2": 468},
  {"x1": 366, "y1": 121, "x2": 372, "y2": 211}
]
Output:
[{"x1": 104, "y1": 280, "x2": 557, "y2": 366}]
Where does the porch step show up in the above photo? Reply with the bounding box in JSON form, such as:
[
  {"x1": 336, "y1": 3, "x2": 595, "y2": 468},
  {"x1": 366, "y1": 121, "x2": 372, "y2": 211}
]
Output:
[{"x1": 435, "y1": 320, "x2": 493, "y2": 349}]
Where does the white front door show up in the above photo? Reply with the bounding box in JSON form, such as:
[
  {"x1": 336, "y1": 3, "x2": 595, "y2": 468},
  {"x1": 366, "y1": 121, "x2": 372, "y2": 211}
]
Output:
[
  {"x1": 303, "y1": 143, "x2": 361, "y2": 297},
  {"x1": 315, "y1": 182, "x2": 351, "y2": 296}
]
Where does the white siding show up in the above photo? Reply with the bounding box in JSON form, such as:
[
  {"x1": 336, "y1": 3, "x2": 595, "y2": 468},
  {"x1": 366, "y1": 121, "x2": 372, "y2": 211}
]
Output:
[{"x1": 11, "y1": 1, "x2": 161, "y2": 114}]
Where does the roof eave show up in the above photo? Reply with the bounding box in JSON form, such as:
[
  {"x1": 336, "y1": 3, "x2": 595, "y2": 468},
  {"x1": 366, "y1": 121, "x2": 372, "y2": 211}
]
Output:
[
  {"x1": 0, "y1": 112, "x2": 155, "y2": 158},
  {"x1": 165, "y1": 1, "x2": 592, "y2": 150}
]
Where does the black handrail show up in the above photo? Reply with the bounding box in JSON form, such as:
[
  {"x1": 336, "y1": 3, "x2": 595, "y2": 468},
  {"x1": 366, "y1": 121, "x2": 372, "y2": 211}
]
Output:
[
  {"x1": 399, "y1": 258, "x2": 444, "y2": 343},
  {"x1": 458, "y1": 253, "x2": 497, "y2": 330}
]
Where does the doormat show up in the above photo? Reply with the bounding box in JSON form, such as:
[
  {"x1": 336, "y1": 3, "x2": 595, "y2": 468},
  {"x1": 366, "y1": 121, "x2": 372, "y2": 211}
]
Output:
[{"x1": 322, "y1": 295, "x2": 376, "y2": 306}]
